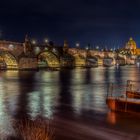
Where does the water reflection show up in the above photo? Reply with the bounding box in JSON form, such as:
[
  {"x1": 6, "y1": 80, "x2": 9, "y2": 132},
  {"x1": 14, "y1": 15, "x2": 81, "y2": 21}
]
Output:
[
  {"x1": 0, "y1": 71, "x2": 19, "y2": 139},
  {"x1": 92, "y1": 67, "x2": 105, "y2": 82},
  {"x1": 28, "y1": 71, "x2": 60, "y2": 118},
  {"x1": 114, "y1": 66, "x2": 123, "y2": 84},
  {"x1": 14, "y1": 71, "x2": 36, "y2": 119},
  {"x1": 57, "y1": 70, "x2": 73, "y2": 118},
  {"x1": 0, "y1": 87, "x2": 13, "y2": 138},
  {"x1": 37, "y1": 71, "x2": 60, "y2": 118},
  {"x1": 107, "y1": 111, "x2": 117, "y2": 125},
  {"x1": 0, "y1": 67, "x2": 140, "y2": 139},
  {"x1": 72, "y1": 68, "x2": 107, "y2": 116}
]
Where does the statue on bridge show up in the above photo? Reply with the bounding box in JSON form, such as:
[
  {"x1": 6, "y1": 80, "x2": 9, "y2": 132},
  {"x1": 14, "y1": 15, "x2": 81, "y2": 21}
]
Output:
[{"x1": 23, "y1": 35, "x2": 34, "y2": 56}]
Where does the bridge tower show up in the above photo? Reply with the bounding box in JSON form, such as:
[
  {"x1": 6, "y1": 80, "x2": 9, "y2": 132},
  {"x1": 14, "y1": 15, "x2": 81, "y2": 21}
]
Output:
[
  {"x1": 63, "y1": 40, "x2": 69, "y2": 53},
  {"x1": 18, "y1": 35, "x2": 38, "y2": 70}
]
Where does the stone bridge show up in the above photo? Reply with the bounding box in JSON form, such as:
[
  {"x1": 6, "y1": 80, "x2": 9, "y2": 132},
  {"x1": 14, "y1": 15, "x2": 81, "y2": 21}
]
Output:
[
  {"x1": 68, "y1": 48, "x2": 117, "y2": 58},
  {"x1": 0, "y1": 38, "x2": 134, "y2": 70},
  {"x1": 0, "y1": 39, "x2": 64, "y2": 69}
]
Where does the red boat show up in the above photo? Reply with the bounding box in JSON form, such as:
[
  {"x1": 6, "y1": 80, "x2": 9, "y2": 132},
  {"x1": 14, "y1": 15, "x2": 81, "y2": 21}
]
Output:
[
  {"x1": 106, "y1": 97, "x2": 140, "y2": 113},
  {"x1": 126, "y1": 91, "x2": 140, "y2": 99},
  {"x1": 126, "y1": 80, "x2": 140, "y2": 99},
  {"x1": 106, "y1": 80, "x2": 140, "y2": 113}
]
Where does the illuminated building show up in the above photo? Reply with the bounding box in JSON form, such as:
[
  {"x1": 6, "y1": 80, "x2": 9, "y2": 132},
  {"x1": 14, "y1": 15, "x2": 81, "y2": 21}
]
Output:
[
  {"x1": 118, "y1": 37, "x2": 140, "y2": 57},
  {"x1": 124, "y1": 37, "x2": 137, "y2": 55}
]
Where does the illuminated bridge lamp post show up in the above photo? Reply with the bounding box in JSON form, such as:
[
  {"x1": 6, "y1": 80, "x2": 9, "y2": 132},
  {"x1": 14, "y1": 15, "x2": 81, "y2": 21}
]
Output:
[
  {"x1": 85, "y1": 46, "x2": 89, "y2": 58},
  {"x1": 76, "y1": 42, "x2": 80, "y2": 48},
  {"x1": 44, "y1": 38, "x2": 49, "y2": 44},
  {"x1": 96, "y1": 46, "x2": 99, "y2": 51},
  {"x1": 85, "y1": 46, "x2": 89, "y2": 50},
  {"x1": 52, "y1": 48, "x2": 56, "y2": 54},
  {"x1": 32, "y1": 40, "x2": 37, "y2": 45}
]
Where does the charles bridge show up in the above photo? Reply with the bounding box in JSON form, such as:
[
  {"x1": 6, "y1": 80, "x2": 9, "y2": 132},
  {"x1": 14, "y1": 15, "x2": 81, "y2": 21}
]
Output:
[{"x1": 0, "y1": 36, "x2": 139, "y2": 70}]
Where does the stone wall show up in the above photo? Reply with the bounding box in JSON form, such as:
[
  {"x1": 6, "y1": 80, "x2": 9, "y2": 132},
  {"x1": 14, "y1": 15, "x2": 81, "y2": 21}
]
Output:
[{"x1": 19, "y1": 57, "x2": 38, "y2": 70}]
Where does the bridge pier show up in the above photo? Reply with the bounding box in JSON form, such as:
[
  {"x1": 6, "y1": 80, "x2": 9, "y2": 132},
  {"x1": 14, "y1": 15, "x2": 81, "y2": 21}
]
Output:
[{"x1": 18, "y1": 57, "x2": 38, "y2": 70}]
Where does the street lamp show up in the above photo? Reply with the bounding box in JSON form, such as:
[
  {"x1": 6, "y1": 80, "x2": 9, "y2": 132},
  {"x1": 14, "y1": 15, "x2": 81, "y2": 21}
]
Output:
[
  {"x1": 53, "y1": 48, "x2": 56, "y2": 53},
  {"x1": 96, "y1": 46, "x2": 99, "y2": 49},
  {"x1": 9, "y1": 44, "x2": 14, "y2": 50},
  {"x1": 44, "y1": 38, "x2": 49, "y2": 44},
  {"x1": 86, "y1": 46, "x2": 89, "y2": 50},
  {"x1": 32, "y1": 40, "x2": 37, "y2": 45},
  {"x1": 76, "y1": 42, "x2": 80, "y2": 48},
  {"x1": 45, "y1": 47, "x2": 48, "y2": 51}
]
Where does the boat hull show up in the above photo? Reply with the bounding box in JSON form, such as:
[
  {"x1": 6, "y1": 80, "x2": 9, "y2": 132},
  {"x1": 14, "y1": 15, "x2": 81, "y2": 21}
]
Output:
[
  {"x1": 106, "y1": 97, "x2": 140, "y2": 113},
  {"x1": 126, "y1": 91, "x2": 140, "y2": 99}
]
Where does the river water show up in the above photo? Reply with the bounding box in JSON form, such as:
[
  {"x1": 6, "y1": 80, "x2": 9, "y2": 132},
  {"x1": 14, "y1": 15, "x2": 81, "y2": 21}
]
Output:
[{"x1": 1, "y1": 66, "x2": 140, "y2": 140}]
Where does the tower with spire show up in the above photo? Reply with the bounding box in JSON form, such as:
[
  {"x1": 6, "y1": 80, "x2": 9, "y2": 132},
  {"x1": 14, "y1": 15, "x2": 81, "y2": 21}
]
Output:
[{"x1": 63, "y1": 40, "x2": 69, "y2": 53}]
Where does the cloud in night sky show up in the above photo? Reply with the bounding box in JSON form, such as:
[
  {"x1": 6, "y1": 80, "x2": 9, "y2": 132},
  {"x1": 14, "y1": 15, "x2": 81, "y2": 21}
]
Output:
[{"x1": 1, "y1": 0, "x2": 140, "y2": 48}]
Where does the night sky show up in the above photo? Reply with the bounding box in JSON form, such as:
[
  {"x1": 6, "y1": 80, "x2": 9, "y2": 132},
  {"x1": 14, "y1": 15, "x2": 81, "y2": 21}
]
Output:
[{"x1": 1, "y1": 0, "x2": 140, "y2": 48}]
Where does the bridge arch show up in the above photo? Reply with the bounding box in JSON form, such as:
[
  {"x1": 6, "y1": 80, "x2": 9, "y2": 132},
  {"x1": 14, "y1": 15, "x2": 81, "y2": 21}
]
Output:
[
  {"x1": 38, "y1": 51, "x2": 60, "y2": 68},
  {"x1": 0, "y1": 51, "x2": 18, "y2": 69},
  {"x1": 90, "y1": 56, "x2": 99, "y2": 61},
  {"x1": 86, "y1": 56, "x2": 98, "y2": 63}
]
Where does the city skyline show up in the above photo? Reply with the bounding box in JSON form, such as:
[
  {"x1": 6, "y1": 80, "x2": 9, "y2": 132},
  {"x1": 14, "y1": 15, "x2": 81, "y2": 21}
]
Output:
[{"x1": 1, "y1": 0, "x2": 140, "y2": 48}]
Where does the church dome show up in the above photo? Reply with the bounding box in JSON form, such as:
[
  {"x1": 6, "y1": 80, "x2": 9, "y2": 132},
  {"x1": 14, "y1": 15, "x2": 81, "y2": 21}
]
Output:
[{"x1": 126, "y1": 37, "x2": 137, "y2": 50}]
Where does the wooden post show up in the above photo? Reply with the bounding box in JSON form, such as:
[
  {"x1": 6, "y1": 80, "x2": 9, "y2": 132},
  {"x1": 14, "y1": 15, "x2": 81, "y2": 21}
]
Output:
[
  {"x1": 110, "y1": 83, "x2": 113, "y2": 97},
  {"x1": 125, "y1": 92, "x2": 128, "y2": 112},
  {"x1": 106, "y1": 83, "x2": 109, "y2": 98},
  {"x1": 106, "y1": 83, "x2": 113, "y2": 98}
]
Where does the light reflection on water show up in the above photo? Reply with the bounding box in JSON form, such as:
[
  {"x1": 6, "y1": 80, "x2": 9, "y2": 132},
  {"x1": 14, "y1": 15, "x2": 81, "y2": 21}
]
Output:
[
  {"x1": 0, "y1": 74, "x2": 15, "y2": 138},
  {"x1": 0, "y1": 66, "x2": 140, "y2": 139}
]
